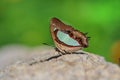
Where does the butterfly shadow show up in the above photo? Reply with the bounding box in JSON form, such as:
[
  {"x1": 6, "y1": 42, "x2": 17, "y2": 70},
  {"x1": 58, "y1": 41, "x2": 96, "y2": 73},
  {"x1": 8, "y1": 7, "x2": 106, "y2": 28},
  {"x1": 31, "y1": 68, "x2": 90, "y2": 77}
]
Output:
[{"x1": 40, "y1": 51, "x2": 86, "y2": 62}]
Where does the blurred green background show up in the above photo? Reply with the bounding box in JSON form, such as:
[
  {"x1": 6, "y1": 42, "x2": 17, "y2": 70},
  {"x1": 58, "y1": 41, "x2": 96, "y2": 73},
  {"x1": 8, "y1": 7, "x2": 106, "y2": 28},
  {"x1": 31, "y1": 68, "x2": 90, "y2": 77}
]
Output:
[{"x1": 0, "y1": 0, "x2": 120, "y2": 63}]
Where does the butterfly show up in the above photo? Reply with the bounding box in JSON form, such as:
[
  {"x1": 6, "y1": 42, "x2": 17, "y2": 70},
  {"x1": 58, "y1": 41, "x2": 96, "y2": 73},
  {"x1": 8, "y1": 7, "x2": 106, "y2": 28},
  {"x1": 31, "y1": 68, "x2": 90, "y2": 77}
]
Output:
[{"x1": 50, "y1": 17, "x2": 89, "y2": 54}]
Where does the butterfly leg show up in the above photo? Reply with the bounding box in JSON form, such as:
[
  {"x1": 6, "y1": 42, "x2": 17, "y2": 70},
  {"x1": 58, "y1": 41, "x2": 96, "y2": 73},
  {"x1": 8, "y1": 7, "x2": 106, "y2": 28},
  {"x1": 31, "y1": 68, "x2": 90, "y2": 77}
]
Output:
[
  {"x1": 63, "y1": 50, "x2": 71, "y2": 54},
  {"x1": 54, "y1": 47, "x2": 65, "y2": 55}
]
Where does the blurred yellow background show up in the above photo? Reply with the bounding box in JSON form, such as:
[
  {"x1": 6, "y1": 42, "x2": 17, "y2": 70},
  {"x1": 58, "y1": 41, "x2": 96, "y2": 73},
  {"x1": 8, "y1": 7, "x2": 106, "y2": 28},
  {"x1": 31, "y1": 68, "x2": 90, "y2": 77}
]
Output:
[{"x1": 0, "y1": 0, "x2": 120, "y2": 64}]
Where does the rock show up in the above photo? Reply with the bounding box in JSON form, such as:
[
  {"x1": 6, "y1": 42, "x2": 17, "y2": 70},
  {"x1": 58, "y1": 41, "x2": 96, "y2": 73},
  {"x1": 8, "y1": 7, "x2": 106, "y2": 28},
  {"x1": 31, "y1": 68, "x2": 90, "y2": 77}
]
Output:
[{"x1": 0, "y1": 45, "x2": 120, "y2": 80}]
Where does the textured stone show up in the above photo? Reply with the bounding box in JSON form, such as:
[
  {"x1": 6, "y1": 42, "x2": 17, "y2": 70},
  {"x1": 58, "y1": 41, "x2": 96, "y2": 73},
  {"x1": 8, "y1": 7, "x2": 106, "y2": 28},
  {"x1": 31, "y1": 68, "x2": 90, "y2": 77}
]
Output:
[{"x1": 0, "y1": 45, "x2": 120, "y2": 80}]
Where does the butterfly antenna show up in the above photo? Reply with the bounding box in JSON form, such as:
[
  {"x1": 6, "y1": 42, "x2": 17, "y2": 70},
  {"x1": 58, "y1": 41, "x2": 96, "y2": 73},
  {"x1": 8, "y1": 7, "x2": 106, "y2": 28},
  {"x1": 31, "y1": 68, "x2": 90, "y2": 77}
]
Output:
[
  {"x1": 42, "y1": 43, "x2": 55, "y2": 47},
  {"x1": 87, "y1": 37, "x2": 91, "y2": 40},
  {"x1": 84, "y1": 32, "x2": 88, "y2": 35}
]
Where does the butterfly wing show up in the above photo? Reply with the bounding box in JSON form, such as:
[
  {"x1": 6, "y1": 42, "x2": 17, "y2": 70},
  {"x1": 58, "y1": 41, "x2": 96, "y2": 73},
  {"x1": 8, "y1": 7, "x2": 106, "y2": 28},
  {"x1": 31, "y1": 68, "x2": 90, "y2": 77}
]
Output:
[{"x1": 50, "y1": 17, "x2": 88, "y2": 53}]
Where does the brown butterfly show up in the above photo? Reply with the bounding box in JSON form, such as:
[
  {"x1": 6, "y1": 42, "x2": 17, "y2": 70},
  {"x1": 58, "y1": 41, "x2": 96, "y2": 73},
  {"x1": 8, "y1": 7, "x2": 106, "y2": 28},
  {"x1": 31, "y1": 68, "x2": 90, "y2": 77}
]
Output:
[{"x1": 50, "y1": 17, "x2": 89, "y2": 54}]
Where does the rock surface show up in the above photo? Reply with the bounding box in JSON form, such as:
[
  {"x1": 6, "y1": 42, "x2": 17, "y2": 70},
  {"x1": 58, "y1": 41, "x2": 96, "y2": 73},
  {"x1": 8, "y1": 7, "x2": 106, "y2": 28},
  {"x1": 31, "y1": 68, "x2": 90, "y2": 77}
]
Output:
[{"x1": 0, "y1": 45, "x2": 120, "y2": 80}]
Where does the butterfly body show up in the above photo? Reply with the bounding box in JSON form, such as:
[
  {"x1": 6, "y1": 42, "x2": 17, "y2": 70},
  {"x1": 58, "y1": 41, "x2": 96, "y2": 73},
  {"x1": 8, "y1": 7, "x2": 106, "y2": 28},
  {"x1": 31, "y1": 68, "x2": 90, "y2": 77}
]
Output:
[{"x1": 50, "y1": 18, "x2": 88, "y2": 54}]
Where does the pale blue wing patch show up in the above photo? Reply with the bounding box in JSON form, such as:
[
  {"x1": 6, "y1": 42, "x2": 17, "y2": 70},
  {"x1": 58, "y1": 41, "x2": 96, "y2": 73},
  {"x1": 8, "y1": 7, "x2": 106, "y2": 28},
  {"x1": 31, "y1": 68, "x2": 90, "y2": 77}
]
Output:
[{"x1": 57, "y1": 31, "x2": 80, "y2": 46}]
